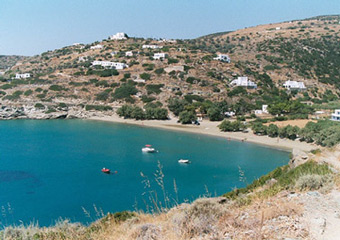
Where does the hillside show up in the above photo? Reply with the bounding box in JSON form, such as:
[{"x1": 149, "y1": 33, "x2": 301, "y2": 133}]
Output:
[
  {"x1": 0, "y1": 55, "x2": 28, "y2": 70},
  {"x1": 0, "y1": 15, "x2": 340, "y2": 120}
]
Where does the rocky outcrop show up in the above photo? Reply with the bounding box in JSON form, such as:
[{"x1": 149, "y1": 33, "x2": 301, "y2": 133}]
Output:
[{"x1": 0, "y1": 105, "x2": 91, "y2": 120}]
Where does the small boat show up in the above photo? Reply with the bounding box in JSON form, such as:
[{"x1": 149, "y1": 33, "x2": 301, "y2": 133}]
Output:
[
  {"x1": 142, "y1": 144, "x2": 156, "y2": 153},
  {"x1": 101, "y1": 168, "x2": 110, "y2": 174},
  {"x1": 178, "y1": 159, "x2": 190, "y2": 164}
]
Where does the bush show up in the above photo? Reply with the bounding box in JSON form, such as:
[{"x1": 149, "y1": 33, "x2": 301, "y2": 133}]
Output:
[
  {"x1": 24, "y1": 89, "x2": 33, "y2": 96},
  {"x1": 34, "y1": 103, "x2": 45, "y2": 109},
  {"x1": 49, "y1": 85, "x2": 65, "y2": 91},
  {"x1": 140, "y1": 73, "x2": 151, "y2": 80},
  {"x1": 146, "y1": 84, "x2": 164, "y2": 95},
  {"x1": 113, "y1": 83, "x2": 138, "y2": 100},
  {"x1": 85, "y1": 105, "x2": 112, "y2": 111},
  {"x1": 112, "y1": 211, "x2": 135, "y2": 223},
  {"x1": 95, "y1": 89, "x2": 112, "y2": 101},
  {"x1": 168, "y1": 58, "x2": 179, "y2": 64},
  {"x1": 154, "y1": 68, "x2": 164, "y2": 75},
  {"x1": 295, "y1": 174, "x2": 332, "y2": 191}
]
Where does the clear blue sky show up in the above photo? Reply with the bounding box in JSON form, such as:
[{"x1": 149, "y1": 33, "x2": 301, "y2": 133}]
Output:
[{"x1": 0, "y1": 0, "x2": 339, "y2": 56}]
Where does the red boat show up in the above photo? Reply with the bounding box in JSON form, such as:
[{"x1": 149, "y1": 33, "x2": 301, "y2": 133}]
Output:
[{"x1": 101, "y1": 168, "x2": 110, "y2": 174}]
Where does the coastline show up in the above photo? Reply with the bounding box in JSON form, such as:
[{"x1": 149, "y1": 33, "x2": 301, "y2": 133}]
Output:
[{"x1": 89, "y1": 115, "x2": 316, "y2": 153}]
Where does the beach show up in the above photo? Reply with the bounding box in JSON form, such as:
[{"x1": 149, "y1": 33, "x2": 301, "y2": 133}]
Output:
[{"x1": 89, "y1": 115, "x2": 316, "y2": 152}]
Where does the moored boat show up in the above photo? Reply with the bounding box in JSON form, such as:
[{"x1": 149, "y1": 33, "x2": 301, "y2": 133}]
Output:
[
  {"x1": 178, "y1": 159, "x2": 190, "y2": 164},
  {"x1": 142, "y1": 144, "x2": 156, "y2": 153},
  {"x1": 101, "y1": 168, "x2": 110, "y2": 174}
]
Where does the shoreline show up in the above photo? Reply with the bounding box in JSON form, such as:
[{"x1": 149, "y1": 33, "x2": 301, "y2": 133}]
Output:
[{"x1": 89, "y1": 115, "x2": 316, "y2": 153}]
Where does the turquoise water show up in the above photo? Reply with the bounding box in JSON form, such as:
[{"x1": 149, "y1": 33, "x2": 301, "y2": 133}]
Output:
[{"x1": 0, "y1": 120, "x2": 289, "y2": 227}]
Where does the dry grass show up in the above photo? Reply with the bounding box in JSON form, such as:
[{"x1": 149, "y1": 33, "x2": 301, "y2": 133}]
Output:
[
  {"x1": 0, "y1": 195, "x2": 309, "y2": 240},
  {"x1": 265, "y1": 119, "x2": 316, "y2": 128}
]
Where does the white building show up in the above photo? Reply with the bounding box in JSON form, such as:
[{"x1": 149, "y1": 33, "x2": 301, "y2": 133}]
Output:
[
  {"x1": 225, "y1": 111, "x2": 236, "y2": 117},
  {"x1": 90, "y1": 44, "x2": 103, "y2": 50},
  {"x1": 0, "y1": 71, "x2": 5, "y2": 76},
  {"x1": 109, "y1": 32, "x2": 127, "y2": 40},
  {"x1": 78, "y1": 56, "x2": 87, "y2": 62},
  {"x1": 15, "y1": 73, "x2": 31, "y2": 79},
  {"x1": 213, "y1": 54, "x2": 230, "y2": 63},
  {"x1": 153, "y1": 53, "x2": 167, "y2": 60},
  {"x1": 331, "y1": 109, "x2": 340, "y2": 121},
  {"x1": 255, "y1": 105, "x2": 269, "y2": 115},
  {"x1": 92, "y1": 61, "x2": 128, "y2": 70},
  {"x1": 283, "y1": 80, "x2": 306, "y2": 90},
  {"x1": 142, "y1": 45, "x2": 163, "y2": 49},
  {"x1": 133, "y1": 79, "x2": 146, "y2": 83},
  {"x1": 158, "y1": 38, "x2": 176, "y2": 43},
  {"x1": 125, "y1": 51, "x2": 133, "y2": 57},
  {"x1": 230, "y1": 76, "x2": 257, "y2": 88},
  {"x1": 111, "y1": 51, "x2": 118, "y2": 56}
]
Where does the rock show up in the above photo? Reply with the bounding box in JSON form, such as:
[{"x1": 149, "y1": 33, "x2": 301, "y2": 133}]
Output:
[{"x1": 307, "y1": 191, "x2": 320, "y2": 197}]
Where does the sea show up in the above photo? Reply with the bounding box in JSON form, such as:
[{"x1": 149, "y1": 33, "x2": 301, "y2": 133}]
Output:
[{"x1": 0, "y1": 119, "x2": 289, "y2": 226}]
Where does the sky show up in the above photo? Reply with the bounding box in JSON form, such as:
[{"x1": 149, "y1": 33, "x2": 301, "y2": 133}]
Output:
[{"x1": 0, "y1": 0, "x2": 339, "y2": 56}]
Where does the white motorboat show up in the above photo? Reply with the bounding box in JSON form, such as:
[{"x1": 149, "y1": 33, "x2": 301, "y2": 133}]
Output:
[
  {"x1": 142, "y1": 144, "x2": 156, "y2": 153},
  {"x1": 178, "y1": 159, "x2": 190, "y2": 164}
]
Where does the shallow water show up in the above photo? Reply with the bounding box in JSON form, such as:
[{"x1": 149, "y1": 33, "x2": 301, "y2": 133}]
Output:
[{"x1": 0, "y1": 120, "x2": 289, "y2": 226}]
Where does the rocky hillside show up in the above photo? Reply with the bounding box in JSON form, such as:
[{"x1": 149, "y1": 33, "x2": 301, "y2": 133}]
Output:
[
  {"x1": 0, "y1": 55, "x2": 28, "y2": 70},
  {"x1": 0, "y1": 15, "x2": 340, "y2": 119}
]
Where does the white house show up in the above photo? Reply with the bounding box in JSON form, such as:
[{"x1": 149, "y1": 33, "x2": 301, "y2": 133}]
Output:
[
  {"x1": 225, "y1": 111, "x2": 236, "y2": 117},
  {"x1": 230, "y1": 76, "x2": 257, "y2": 88},
  {"x1": 90, "y1": 44, "x2": 103, "y2": 50},
  {"x1": 111, "y1": 51, "x2": 118, "y2": 56},
  {"x1": 78, "y1": 56, "x2": 87, "y2": 62},
  {"x1": 125, "y1": 51, "x2": 133, "y2": 57},
  {"x1": 213, "y1": 54, "x2": 231, "y2": 63},
  {"x1": 254, "y1": 105, "x2": 269, "y2": 115},
  {"x1": 331, "y1": 109, "x2": 340, "y2": 121},
  {"x1": 15, "y1": 73, "x2": 31, "y2": 79},
  {"x1": 283, "y1": 80, "x2": 306, "y2": 90},
  {"x1": 142, "y1": 45, "x2": 163, "y2": 49},
  {"x1": 0, "y1": 71, "x2": 5, "y2": 76},
  {"x1": 153, "y1": 53, "x2": 167, "y2": 60},
  {"x1": 92, "y1": 61, "x2": 128, "y2": 70},
  {"x1": 109, "y1": 32, "x2": 127, "y2": 40},
  {"x1": 158, "y1": 38, "x2": 176, "y2": 43},
  {"x1": 133, "y1": 79, "x2": 146, "y2": 83}
]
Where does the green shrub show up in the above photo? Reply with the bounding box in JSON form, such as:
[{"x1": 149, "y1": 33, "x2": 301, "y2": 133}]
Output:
[
  {"x1": 85, "y1": 105, "x2": 112, "y2": 111},
  {"x1": 113, "y1": 83, "x2": 138, "y2": 100},
  {"x1": 24, "y1": 89, "x2": 33, "y2": 96},
  {"x1": 146, "y1": 84, "x2": 164, "y2": 95},
  {"x1": 34, "y1": 103, "x2": 45, "y2": 109},
  {"x1": 295, "y1": 174, "x2": 332, "y2": 191},
  {"x1": 49, "y1": 85, "x2": 65, "y2": 91},
  {"x1": 140, "y1": 73, "x2": 151, "y2": 80}
]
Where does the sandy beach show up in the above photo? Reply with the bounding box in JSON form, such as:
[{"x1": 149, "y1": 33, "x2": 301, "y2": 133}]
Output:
[{"x1": 89, "y1": 115, "x2": 316, "y2": 152}]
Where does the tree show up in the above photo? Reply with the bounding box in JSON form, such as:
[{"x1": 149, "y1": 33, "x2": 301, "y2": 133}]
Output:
[
  {"x1": 267, "y1": 124, "x2": 279, "y2": 137},
  {"x1": 179, "y1": 111, "x2": 196, "y2": 124},
  {"x1": 252, "y1": 122, "x2": 267, "y2": 135},
  {"x1": 207, "y1": 106, "x2": 223, "y2": 121},
  {"x1": 168, "y1": 98, "x2": 188, "y2": 116},
  {"x1": 131, "y1": 107, "x2": 145, "y2": 120}
]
